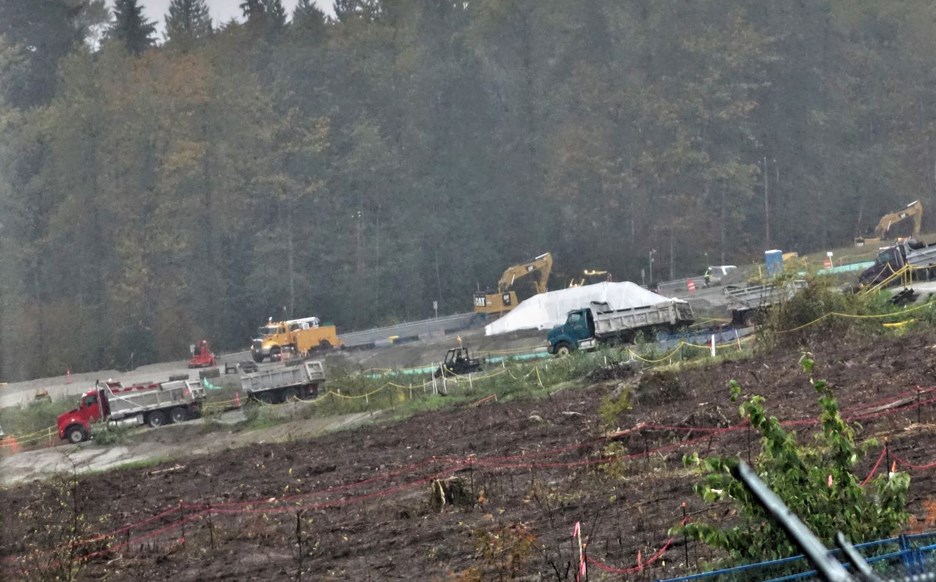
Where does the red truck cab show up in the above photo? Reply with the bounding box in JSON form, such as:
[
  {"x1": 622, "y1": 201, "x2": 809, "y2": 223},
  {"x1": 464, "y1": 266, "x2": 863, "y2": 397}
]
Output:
[
  {"x1": 57, "y1": 388, "x2": 109, "y2": 444},
  {"x1": 188, "y1": 339, "x2": 216, "y2": 368}
]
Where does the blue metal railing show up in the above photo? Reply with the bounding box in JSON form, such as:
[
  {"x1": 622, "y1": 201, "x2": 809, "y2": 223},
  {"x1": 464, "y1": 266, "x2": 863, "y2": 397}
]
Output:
[{"x1": 658, "y1": 533, "x2": 936, "y2": 582}]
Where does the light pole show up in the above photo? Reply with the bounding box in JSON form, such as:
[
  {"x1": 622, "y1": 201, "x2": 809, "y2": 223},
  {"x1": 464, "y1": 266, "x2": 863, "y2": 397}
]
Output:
[{"x1": 649, "y1": 249, "x2": 656, "y2": 286}]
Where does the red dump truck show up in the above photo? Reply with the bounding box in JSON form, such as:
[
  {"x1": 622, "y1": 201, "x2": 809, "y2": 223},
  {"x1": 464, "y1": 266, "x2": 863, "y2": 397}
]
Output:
[{"x1": 57, "y1": 378, "x2": 205, "y2": 444}]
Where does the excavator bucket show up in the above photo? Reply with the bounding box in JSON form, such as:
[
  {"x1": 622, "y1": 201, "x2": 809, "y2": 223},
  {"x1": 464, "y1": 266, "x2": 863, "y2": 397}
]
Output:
[{"x1": 875, "y1": 200, "x2": 923, "y2": 240}]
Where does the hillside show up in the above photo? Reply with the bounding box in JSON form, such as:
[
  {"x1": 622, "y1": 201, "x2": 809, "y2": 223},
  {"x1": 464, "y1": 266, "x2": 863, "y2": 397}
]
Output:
[
  {"x1": 3, "y1": 329, "x2": 936, "y2": 580},
  {"x1": 8, "y1": 2, "x2": 936, "y2": 382}
]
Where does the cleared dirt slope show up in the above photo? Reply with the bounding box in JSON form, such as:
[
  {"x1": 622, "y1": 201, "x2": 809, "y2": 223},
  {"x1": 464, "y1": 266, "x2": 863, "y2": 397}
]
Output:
[{"x1": 3, "y1": 328, "x2": 936, "y2": 580}]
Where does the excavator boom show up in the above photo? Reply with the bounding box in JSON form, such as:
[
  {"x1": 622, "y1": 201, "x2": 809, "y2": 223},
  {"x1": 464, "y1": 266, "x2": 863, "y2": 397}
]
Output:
[
  {"x1": 474, "y1": 252, "x2": 553, "y2": 316},
  {"x1": 875, "y1": 200, "x2": 923, "y2": 239},
  {"x1": 496, "y1": 252, "x2": 553, "y2": 294}
]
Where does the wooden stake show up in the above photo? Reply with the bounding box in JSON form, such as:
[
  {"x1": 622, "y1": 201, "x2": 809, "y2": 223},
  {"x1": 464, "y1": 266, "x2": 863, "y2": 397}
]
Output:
[
  {"x1": 207, "y1": 502, "x2": 214, "y2": 551},
  {"x1": 178, "y1": 501, "x2": 185, "y2": 550},
  {"x1": 296, "y1": 510, "x2": 304, "y2": 582}
]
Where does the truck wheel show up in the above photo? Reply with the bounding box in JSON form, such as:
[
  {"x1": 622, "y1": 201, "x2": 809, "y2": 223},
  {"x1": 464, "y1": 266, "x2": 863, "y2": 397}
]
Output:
[
  {"x1": 283, "y1": 387, "x2": 298, "y2": 402},
  {"x1": 251, "y1": 353, "x2": 264, "y2": 363},
  {"x1": 319, "y1": 340, "x2": 331, "y2": 351},
  {"x1": 255, "y1": 392, "x2": 274, "y2": 405},
  {"x1": 269, "y1": 346, "x2": 281, "y2": 361},
  {"x1": 555, "y1": 343, "x2": 572, "y2": 357},
  {"x1": 170, "y1": 407, "x2": 188, "y2": 423},
  {"x1": 302, "y1": 384, "x2": 319, "y2": 400},
  {"x1": 147, "y1": 411, "x2": 167, "y2": 428},
  {"x1": 66, "y1": 426, "x2": 88, "y2": 444}
]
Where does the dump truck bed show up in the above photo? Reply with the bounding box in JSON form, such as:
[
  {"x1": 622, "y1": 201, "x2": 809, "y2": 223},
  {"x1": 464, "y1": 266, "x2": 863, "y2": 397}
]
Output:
[
  {"x1": 105, "y1": 380, "x2": 204, "y2": 419},
  {"x1": 592, "y1": 301, "x2": 694, "y2": 338},
  {"x1": 724, "y1": 280, "x2": 806, "y2": 311},
  {"x1": 240, "y1": 361, "x2": 326, "y2": 396}
]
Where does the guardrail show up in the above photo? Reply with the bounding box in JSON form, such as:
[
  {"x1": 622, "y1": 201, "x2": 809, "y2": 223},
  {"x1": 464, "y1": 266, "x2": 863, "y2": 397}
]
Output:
[
  {"x1": 338, "y1": 312, "x2": 480, "y2": 348},
  {"x1": 657, "y1": 278, "x2": 701, "y2": 297},
  {"x1": 861, "y1": 263, "x2": 913, "y2": 295}
]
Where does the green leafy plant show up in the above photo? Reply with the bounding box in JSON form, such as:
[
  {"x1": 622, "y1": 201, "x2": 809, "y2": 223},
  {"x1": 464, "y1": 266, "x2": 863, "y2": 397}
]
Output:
[
  {"x1": 89, "y1": 423, "x2": 133, "y2": 446},
  {"x1": 674, "y1": 354, "x2": 910, "y2": 563},
  {"x1": 598, "y1": 385, "x2": 633, "y2": 429}
]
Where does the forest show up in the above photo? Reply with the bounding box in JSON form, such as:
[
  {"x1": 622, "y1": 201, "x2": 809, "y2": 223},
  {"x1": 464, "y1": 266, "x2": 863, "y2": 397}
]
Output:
[{"x1": 1, "y1": 0, "x2": 935, "y2": 381}]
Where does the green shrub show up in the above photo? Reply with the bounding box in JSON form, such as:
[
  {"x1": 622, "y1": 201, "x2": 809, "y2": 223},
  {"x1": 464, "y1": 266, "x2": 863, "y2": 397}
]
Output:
[
  {"x1": 759, "y1": 274, "x2": 895, "y2": 345},
  {"x1": 0, "y1": 397, "x2": 71, "y2": 437},
  {"x1": 674, "y1": 354, "x2": 910, "y2": 563},
  {"x1": 90, "y1": 423, "x2": 134, "y2": 446}
]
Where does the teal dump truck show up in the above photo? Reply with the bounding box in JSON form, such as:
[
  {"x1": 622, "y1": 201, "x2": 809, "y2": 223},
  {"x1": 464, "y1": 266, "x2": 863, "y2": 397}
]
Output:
[{"x1": 546, "y1": 300, "x2": 694, "y2": 355}]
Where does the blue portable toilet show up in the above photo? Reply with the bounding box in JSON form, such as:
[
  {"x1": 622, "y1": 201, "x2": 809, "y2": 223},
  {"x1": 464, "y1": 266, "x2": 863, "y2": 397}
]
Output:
[{"x1": 765, "y1": 249, "x2": 783, "y2": 278}]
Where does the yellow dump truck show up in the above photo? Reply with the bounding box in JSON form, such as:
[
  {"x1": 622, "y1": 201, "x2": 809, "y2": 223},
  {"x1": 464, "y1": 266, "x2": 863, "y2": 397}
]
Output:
[{"x1": 250, "y1": 316, "x2": 342, "y2": 363}]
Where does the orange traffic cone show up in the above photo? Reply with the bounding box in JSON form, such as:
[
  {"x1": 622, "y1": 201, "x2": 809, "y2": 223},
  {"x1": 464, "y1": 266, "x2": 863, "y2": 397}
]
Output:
[
  {"x1": 0, "y1": 436, "x2": 21, "y2": 456},
  {"x1": 234, "y1": 391, "x2": 241, "y2": 408},
  {"x1": 687, "y1": 279, "x2": 696, "y2": 293}
]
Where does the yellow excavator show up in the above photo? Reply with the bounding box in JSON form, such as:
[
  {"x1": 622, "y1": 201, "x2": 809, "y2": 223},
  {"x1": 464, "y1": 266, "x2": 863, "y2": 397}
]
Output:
[
  {"x1": 568, "y1": 269, "x2": 611, "y2": 287},
  {"x1": 875, "y1": 200, "x2": 923, "y2": 240},
  {"x1": 473, "y1": 252, "x2": 553, "y2": 316}
]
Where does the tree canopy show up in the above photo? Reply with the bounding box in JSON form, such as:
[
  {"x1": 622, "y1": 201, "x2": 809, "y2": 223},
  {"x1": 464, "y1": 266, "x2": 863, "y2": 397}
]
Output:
[{"x1": 2, "y1": 0, "x2": 935, "y2": 379}]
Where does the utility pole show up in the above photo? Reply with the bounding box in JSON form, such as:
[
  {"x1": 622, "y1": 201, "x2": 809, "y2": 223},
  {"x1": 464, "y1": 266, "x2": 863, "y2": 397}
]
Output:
[
  {"x1": 355, "y1": 209, "x2": 363, "y2": 274},
  {"x1": 763, "y1": 156, "x2": 771, "y2": 249}
]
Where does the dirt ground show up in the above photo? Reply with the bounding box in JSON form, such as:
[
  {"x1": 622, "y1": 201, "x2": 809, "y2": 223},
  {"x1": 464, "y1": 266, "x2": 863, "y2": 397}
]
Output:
[
  {"x1": 0, "y1": 409, "x2": 380, "y2": 486},
  {"x1": 4, "y1": 328, "x2": 936, "y2": 580}
]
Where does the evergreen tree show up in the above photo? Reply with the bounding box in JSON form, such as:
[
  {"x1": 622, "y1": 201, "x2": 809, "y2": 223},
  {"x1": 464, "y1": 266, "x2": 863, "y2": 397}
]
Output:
[
  {"x1": 165, "y1": 0, "x2": 213, "y2": 47},
  {"x1": 110, "y1": 0, "x2": 156, "y2": 55},
  {"x1": 292, "y1": 0, "x2": 328, "y2": 40},
  {"x1": 294, "y1": 0, "x2": 325, "y2": 24},
  {"x1": 263, "y1": 0, "x2": 288, "y2": 30},
  {"x1": 333, "y1": 0, "x2": 380, "y2": 22},
  {"x1": 240, "y1": 0, "x2": 285, "y2": 35},
  {"x1": 0, "y1": 0, "x2": 105, "y2": 107},
  {"x1": 240, "y1": 0, "x2": 264, "y2": 21}
]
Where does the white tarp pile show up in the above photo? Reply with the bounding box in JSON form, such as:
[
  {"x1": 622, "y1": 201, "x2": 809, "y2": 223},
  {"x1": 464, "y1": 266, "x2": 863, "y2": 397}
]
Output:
[{"x1": 484, "y1": 281, "x2": 680, "y2": 336}]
